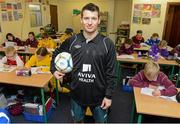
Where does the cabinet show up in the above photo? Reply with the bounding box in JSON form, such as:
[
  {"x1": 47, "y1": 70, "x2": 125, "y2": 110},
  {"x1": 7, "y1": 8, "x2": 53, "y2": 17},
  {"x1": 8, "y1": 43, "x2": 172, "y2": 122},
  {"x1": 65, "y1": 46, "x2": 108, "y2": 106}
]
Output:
[
  {"x1": 115, "y1": 24, "x2": 130, "y2": 51},
  {"x1": 98, "y1": 12, "x2": 108, "y2": 36}
]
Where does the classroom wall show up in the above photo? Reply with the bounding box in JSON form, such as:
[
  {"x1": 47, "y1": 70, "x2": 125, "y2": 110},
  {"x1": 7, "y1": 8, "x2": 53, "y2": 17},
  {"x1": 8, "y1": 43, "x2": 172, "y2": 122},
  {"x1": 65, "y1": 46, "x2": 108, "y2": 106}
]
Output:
[
  {"x1": 0, "y1": 0, "x2": 59, "y2": 43},
  {"x1": 58, "y1": 0, "x2": 115, "y2": 40},
  {"x1": 130, "y1": 0, "x2": 180, "y2": 41}
]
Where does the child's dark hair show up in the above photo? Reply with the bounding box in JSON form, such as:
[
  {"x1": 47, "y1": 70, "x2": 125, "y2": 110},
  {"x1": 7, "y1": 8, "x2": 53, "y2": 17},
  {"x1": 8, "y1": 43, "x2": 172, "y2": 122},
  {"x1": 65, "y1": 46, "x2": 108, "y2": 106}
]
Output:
[
  {"x1": 137, "y1": 30, "x2": 143, "y2": 34},
  {"x1": 6, "y1": 33, "x2": 14, "y2": 40},
  {"x1": 28, "y1": 32, "x2": 35, "y2": 36},
  {"x1": 176, "y1": 92, "x2": 180, "y2": 103},
  {"x1": 81, "y1": 3, "x2": 100, "y2": 17},
  {"x1": 40, "y1": 27, "x2": 44, "y2": 31},
  {"x1": 36, "y1": 47, "x2": 49, "y2": 56},
  {"x1": 124, "y1": 38, "x2": 133, "y2": 45}
]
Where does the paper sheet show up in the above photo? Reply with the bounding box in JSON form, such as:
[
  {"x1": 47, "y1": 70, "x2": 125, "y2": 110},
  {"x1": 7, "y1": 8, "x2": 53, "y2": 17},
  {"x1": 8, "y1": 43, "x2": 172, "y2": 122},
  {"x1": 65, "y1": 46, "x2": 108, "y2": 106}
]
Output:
[
  {"x1": 0, "y1": 66, "x2": 16, "y2": 72},
  {"x1": 141, "y1": 87, "x2": 177, "y2": 102},
  {"x1": 118, "y1": 55, "x2": 135, "y2": 59},
  {"x1": 31, "y1": 66, "x2": 50, "y2": 74}
]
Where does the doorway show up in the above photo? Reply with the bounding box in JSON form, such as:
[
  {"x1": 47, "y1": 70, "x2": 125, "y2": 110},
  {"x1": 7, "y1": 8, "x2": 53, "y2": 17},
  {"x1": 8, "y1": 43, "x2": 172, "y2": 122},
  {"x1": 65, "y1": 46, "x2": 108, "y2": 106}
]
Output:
[
  {"x1": 50, "y1": 5, "x2": 58, "y2": 31},
  {"x1": 163, "y1": 3, "x2": 180, "y2": 47}
]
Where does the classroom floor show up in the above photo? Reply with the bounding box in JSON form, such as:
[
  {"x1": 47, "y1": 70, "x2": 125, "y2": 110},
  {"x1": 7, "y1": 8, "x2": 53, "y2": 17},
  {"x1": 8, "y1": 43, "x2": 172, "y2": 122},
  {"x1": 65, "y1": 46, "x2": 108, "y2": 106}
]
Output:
[{"x1": 11, "y1": 68, "x2": 180, "y2": 123}]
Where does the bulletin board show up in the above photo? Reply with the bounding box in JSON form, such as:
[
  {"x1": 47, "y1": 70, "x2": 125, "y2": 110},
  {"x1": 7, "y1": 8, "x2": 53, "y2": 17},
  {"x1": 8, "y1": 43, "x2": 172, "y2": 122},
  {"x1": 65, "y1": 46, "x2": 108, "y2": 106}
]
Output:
[{"x1": 133, "y1": 4, "x2": 161, "y2": 25}]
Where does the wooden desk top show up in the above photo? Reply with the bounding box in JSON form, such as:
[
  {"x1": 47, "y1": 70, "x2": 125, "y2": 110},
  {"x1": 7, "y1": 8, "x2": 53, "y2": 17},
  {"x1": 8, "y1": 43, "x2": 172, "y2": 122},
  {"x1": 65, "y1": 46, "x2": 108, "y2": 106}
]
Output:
[
  {"x1": 134, "y1": 87, "x2": 180, "y2": 119},
  {"x1": 117, "y1": 54, "x2": 178, "y2": 66},
  {"x1": 0, "y1": 46, "x2": 36, "y2": 55},
  {"x1": 0, "y1": 71, "x2": 53, "y2": 88},
  {"x1": 134, "y1": 46, "x2": 173, "y2": 52}
]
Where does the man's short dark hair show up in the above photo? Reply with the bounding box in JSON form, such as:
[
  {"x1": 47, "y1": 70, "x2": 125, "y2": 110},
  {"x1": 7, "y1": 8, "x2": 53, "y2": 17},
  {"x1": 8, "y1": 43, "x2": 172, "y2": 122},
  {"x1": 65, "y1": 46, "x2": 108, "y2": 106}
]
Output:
[{"x1": 81, "y1": 3, "x2": 100, "y2": 17}]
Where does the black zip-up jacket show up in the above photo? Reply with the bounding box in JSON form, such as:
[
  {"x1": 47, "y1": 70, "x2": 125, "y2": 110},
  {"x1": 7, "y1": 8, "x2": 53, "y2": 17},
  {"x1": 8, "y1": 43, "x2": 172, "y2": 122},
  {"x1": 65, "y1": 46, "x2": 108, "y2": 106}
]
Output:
[{"x1": 51, "y1": 33, "x2": 117, "y2": 106}]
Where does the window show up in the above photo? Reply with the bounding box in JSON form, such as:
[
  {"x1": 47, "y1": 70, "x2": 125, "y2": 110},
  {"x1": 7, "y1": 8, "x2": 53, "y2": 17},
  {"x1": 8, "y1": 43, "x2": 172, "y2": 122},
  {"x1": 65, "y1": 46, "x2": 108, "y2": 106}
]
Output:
[{"x1": 29, "y1": 4, "x2": 42, "y2": 27}]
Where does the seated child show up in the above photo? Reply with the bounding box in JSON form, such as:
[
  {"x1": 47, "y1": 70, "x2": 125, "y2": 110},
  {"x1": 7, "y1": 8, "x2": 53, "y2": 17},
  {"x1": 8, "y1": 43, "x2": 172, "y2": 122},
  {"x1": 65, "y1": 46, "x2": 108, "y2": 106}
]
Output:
[
  {"x1": 0, "y1": 46, "x2": 24, "y2": 67},
  {"x1": 25, "y1": 32, "x2": 38, "y2": 48},
  {"x1": 38, "y1": 33, "x2": 56, "y2": 49},
  {"x1": 118, "y1": 39, "x2": 134, "y2": 55},
  {"x1": 35, "y1": 27, "x2": 45, "y2": 40},
  {"x1": 129, "y1": 61, "x2": 177, "y2": 96},
  {"x1": 149, "y1": 40, "x2": 169, "y2": 59},
  {"x1": 132, "y1": 30, "x2": 144, "y2": 48},
  {"x1": 170, "y1": 44, "x2": 180, "y2": 57},
  {"x1": 59, "y1": 28, "x2": 73, "y2": 44},
  {"x1": 2, "y1": 33, "x2": 24, "y2": 46},
  {"x1": 158, "y1": 40, "x2": 169, "y2": 58},
  {"x1": 145, "y1": 33, "x2": 160, "y2": 46}
]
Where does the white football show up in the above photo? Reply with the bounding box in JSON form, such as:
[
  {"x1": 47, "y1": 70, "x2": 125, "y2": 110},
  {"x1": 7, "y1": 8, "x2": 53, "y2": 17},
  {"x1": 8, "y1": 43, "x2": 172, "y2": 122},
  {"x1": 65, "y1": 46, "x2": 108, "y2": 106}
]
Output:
[{"x1": 54, "y1": 52, "x2": 73, "y2": 73}]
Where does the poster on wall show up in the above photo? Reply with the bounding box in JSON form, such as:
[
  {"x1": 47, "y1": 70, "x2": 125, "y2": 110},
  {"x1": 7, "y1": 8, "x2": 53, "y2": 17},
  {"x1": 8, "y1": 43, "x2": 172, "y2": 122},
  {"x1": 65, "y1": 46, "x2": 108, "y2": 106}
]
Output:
[
  {"x1": 2, "y1": 12, "x2": 8, "y2": 21},
  {"x1": 142, "y1": 18, "x2": 151, "y2": 25},
  {"x1": 7, "y1": 11, "x2": 13, "y2": 21},
  {"x1": 151, "y1": 4, "x2": 161, "y2": 18},
  {"x1": 18, "y1": 12, "x2": 23, "y2": 19},
  {"x1": 13, "y1": 11, "x2": 19, "y2": 20},
  {"x1": 7, "y1": 3, "x2": 12, "y2": 10},
  {"x1": 133, "y1": 17, "x2": 141, "y2": 24},
  {"x1": 13, "y1": 4, "x2": 18, "y2": 10},
  {"x1": 134, "y1": 4, "x2": 143, "y2": 11},
  {"x1": 17, "y1": 2, "x2": 22, "y2": 9},
  {"x1": 143, "y1": 4, "x2": 152, "y2": 11},
  {"x1": 133, "y1": 10, "x2": 142, "y2": 17},
  {"x1": 142, "y1": 11, "x2": 151, "y2": 18},
  {"x1": 1, "y1": 3, "x2": 7, "y2": 11}
]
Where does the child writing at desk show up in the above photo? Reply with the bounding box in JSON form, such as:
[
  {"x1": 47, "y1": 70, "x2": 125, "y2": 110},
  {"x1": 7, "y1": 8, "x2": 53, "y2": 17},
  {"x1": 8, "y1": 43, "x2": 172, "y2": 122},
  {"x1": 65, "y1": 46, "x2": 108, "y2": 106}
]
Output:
[
  {"x1": 38, "y1": 33, "x2": 56, "y2": 49},
  {"x1": 145, "y1": 33, "x2": 160, "y2": 46},
  {"x1": 118, "y1": 39, "x2": 134, "y2": 55},
  {"x1": 0, "y1": 46, "x2": 24, "y2": 67},
  {"x1": 132, "y1": 30, "x2": 144, "y2": 48},
  {"x1": 129, "y1": 61, "x2": 177, "y2": 96}
]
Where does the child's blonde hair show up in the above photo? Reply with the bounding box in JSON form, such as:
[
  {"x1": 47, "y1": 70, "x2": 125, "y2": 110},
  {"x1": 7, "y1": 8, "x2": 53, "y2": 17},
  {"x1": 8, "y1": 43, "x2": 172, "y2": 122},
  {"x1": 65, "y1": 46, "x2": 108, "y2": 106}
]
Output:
[
  {"x1": 5, "y1": 46, "x2": 16, "y2": 55},
  {"x1": 144, "y1": 61, "x2": 160, "y2": 80},
  {"x1": 158, "y1": 40, "x2": 167, "y2": 48}
]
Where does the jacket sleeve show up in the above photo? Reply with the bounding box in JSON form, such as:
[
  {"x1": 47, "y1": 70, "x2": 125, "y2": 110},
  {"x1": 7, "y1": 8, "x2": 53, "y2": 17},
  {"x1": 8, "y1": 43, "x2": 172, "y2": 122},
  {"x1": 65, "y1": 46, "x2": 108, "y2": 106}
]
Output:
[
  {"x1": 159, "y1": 73, "x2": 177, "y2": 96},
  {"x1": 145, "y1": 39, "x2": 151, "y2": 46},
  {"x1": 104, "y1": 39, "x2": 117, "y2": 99},
  {"x1": 50, "y1": 36, "x2": 73, "y2": 74},
  {"x1": 129, "y1": 71, "x2": 149, "y2": 88},
  {"x1": 25, "y1": 55, "x2": 36, "y2": 68},
  {"x1": 15, "y1": 55, "x2": 24, "y2": 67},
  {"x1": 0, "y1": 56, "x2": 7, "y2": 67}
]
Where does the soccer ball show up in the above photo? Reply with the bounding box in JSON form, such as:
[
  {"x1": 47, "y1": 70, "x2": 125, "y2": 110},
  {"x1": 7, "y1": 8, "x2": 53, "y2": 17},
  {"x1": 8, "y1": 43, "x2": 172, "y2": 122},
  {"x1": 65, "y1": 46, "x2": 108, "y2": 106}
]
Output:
[{"x1": 54, "y1": 52, "x2": 73, "y2": 73}]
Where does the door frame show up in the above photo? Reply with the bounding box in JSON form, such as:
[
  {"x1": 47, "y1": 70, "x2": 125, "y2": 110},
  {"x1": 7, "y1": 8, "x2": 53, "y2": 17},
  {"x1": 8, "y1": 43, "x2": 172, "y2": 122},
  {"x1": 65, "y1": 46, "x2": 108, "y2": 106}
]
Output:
[{"x1": 162, "y1": 2, "x2": 180, "y2": 41}]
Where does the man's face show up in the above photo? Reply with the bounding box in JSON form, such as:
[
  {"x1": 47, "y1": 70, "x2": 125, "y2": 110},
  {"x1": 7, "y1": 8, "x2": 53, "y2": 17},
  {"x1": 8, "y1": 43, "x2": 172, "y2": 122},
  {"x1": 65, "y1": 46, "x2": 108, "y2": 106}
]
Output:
[{"x1": 81, "y1": 10, "x2": 100, "y2": 34}]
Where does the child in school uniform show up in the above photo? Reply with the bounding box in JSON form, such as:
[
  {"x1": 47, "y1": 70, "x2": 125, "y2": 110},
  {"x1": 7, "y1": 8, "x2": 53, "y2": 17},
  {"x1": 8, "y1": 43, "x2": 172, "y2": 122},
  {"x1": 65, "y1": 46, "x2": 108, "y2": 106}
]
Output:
[
  {"x1": 2, "y1": 33, "x2": 24, "y2": 46},
  {"x1": 149, "y1": 40, "x2": 169, "y2": 59},
  {"x1": 0, "y1": 46, "x2": 24, "y2": 67},
  {"x1": 132, "y1": 30, "x2": 144, "y2": 48},
  {"x1": 118, "y1": 38, "x2": 134, "y2": 55},
  {"x1": 170, "y1": 44, "x2": 180, "y2": 57},
  {"x1": 59, "y1": 28, "x2": 73, "y2": 44},
  {"x1": 129, "y1": 61, "x2": 177, "y2": 96},
  {"x1": 35, "y1": 27, "x2": 45, "y2": 40},
  {"x1": 145, "y1": 33, "x2": 160, "y2": 46},
  {"x1": 38, "y1": 33, "x2": 56, "y2": 49},
  {"x1": 25, "y1": 32, "x2": 38, "y2": 48}
]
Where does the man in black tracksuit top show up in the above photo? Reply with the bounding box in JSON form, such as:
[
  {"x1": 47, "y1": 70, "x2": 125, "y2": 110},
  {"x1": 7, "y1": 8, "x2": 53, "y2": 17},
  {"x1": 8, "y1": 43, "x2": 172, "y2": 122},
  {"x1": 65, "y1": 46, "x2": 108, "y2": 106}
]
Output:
[{"x1": 50, "y1": 3, "x2": 117, "y2": 123}]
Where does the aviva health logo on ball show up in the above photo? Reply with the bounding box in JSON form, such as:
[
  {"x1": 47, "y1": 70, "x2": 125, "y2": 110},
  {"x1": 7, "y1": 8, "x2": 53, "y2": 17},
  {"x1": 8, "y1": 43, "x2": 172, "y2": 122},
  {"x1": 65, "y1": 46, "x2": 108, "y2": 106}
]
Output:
[{"x1": 78, "y1": 64, "x2": 96, "y2": 83}]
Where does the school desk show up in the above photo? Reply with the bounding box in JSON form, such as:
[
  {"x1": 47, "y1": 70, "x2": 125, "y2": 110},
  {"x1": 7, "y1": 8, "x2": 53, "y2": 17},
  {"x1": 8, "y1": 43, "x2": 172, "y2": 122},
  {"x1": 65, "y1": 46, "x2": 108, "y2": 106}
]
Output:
[
  {"x1": 131, "y1": 87, "x2": 180, "y2": 123},
  {"x1": 134, "y1": 46, "x2": 173, "y2": 52},
  {"x1": 0, "y1": 70, "x2": 59, "y2": 122},
  {"x1": 116, "y1": 53, "x2": 179, "y2": 83}
]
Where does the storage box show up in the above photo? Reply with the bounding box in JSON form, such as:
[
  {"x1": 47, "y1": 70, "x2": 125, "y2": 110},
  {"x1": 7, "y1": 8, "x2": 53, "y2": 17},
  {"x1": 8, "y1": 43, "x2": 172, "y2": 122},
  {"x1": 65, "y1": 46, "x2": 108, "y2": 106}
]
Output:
[{"x1": 23, "y1": 107, "x2": 54, "y2": 122}]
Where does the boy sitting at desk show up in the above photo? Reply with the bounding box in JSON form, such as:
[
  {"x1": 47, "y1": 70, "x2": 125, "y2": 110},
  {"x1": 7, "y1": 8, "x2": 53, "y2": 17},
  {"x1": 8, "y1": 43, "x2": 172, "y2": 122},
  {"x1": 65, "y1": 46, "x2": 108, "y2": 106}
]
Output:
[
  {"x1": 118, "y1": 38, "x2": 134, "y2": 55},
  {"x1": 132, "y1": 30, "x2": 144, "y2": 48},
  {"x1": 129, "y1": 61, "x2": 177, "y2": 96},
  {"x1": 0, "y1": 46, "x2": 24, "y2": 67},
  {"x1": 38, "y1": 33, "x2": 56, "y2": 49},
  {"x1": 145, "y1": 33, "x2": 160, "y2": 46}
]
